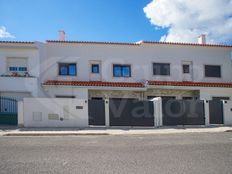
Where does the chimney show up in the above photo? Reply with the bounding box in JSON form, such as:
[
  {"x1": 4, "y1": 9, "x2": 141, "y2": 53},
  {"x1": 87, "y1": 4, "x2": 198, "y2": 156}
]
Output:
[
  {"x1": 58, "y1": 30, "x2": 65, "y2": 41},
  {"x1": 198, "y1": 34, "x2": 206, "y2": 44}
]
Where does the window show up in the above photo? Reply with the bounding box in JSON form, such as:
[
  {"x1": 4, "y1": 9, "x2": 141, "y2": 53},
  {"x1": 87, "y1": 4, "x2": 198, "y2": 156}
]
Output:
[
  {"x1": 162, "y1": 96, "x2": 176, "y2": 100},
  {"x1": 153, "y1": 63, "x2": 170, "y2": 75},
  {"x1": 113, "y1": 64, "x2": 131, "y2": 77},
  {"x1": 9, "y1": 67, "x2": 18, "y2": 71},
  {"x1": 91, "y1": 64, "x2": 99, "y2": 73},
  {"x1": 205, "y1": 65, "x2": 221, "y2": 77},
  {"x1": 183, "y1": 64, "x2": 190, "y2": 73},
  {"x1": 9, "y1": 66, "x2": 27, "y2": 72},
  {"x1": 7, "y1": 57, "x2": 28, "y2": 73},
  {"x1": 59, "y1": 63, "x2": 76, "y2": 76},
  {"x1": 91, "y1": 97, "x2": 103, "y2": 100},
  {"x1": 56, "y1": 95, "x2": 75, "y2": 98},
  {"x1": 182, "y1": 97, "x2": 193, "y2": 100},
  {"x1": 212, "y1": 97, "x2": 230, "y2": 101},
  {"x1": 18, "y1": 67, "x2": 27, "y2": 72}
]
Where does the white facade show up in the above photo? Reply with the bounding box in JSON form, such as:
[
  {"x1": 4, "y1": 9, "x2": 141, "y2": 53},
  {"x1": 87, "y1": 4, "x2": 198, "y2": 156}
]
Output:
[
  {"x1": 42, "y1": 42, "x2": 232, "y2": 83},
  {"x1": 0, "y1": 42, "x2": 40, "y2": 99},
  {"x1": 0, "y1": 40, "x2": 232, "y2": 100}
]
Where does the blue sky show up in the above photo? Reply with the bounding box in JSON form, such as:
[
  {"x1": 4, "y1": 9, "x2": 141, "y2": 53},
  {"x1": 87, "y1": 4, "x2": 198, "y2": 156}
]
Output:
[
  {"x1": 0, "y1": 0, "x2": 166, "y2": 42},
  {"x1": 1, "y1": 0, "x2": 232, "y2": 44}
]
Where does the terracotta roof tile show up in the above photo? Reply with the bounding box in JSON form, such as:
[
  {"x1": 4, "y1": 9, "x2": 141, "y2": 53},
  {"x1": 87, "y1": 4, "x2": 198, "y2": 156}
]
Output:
[
  {"x1": 148, "y1": 81, "x2": 232, "y2": 88},
  {"x1": 0, "y1": 41, "x2": 34, "y2": 44},
  {"x1": 46, "y1": 40, "x2": 139, "y2": 46},
  {"x1": 142, "y1": 41, "x2": 232, "y2": 48},
  {"x1": 43, "y1": 80, "x2": 144, "y2": 88},
  {"x1": 43, "y1": 80, "x2": 232, "y2": 88},
  {"x1": 46, "y1": 40, "x2": 232, "y2": 48}
]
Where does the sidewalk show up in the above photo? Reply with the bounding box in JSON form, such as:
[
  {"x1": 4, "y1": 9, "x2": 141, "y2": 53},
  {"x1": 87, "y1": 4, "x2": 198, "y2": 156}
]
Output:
[{"x1": 0, "y1": 126, "x2": 232, "y2": 136}]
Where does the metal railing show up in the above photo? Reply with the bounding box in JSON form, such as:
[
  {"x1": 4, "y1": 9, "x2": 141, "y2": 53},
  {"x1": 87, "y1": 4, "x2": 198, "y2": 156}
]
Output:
[{"x1": 0, "y1": 97, "x2": 17, "y2": 113}]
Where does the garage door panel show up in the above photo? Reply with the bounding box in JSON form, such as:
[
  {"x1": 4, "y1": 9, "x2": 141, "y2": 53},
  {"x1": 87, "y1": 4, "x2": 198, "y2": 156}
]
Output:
[
  {"x1": 162, "y1": 99, "x2": 205, "y2": 126},
  {"x1": 109, "y1": 99, "x2": 154, "y2": 126}
]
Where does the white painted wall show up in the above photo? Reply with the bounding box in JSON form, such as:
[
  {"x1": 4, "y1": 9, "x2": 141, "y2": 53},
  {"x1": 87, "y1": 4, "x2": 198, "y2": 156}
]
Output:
[
  {"x1": 151, "y1": 97, "x2": 163, "y2": 127},
  {"x1": 41, "y1": 43, "x2": 232, "y2": 84},
  {"x1": 42, "y1": 86, "x2": 88, "y2": 99},
  {"x1": 0, "y1": 44, "x2": 40, "y2": 98},
  {"x1": 200, "y1": 88, "x2": 232, "y2": 100},
  {"x1": 18, "y1": 101, "x2": 24, "y2": 126},
  {"x1": 0, "y1": 77, "x2": 38, "y2": 97},
  {"x1": 0, "y1": 46, "x2": 40, "y2": 77},
  {"x1": 23, "y1": 98, "x2": 88, "y2": 127},
  {"x1": 222, "y1": 100, "x2": 232, "y2": 125}
]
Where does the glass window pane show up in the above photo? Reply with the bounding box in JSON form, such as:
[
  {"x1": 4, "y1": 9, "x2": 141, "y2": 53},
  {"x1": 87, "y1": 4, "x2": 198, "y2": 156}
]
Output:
[
  {"x1": 60, "y1": 66, "x2": 68, "y2": 75},
  {"x1": 69, "y1": 64, "x2": 76, "y2": 76},
  {"x1": 153, "y1": 63, "x2": 170, "y2": 75},
  {"x1": 113, "y1": 66, "x2": 122, "y2": 77},
  {"x1": 205, "y1": 65, "x2": 221, "y2": 77},
  {"x1": 9, "y1": 67, "x2": 18, "y2": 71},
  {"x1": 183, "y1": 65, "x2": 190, "y2": 73},
  {"x1": 122, "y1": 66, "x2": 130, "y2": 77},
  {"x1": 18, "y1": 67, "x2": 27, "y2": 71},
  {"x1": 92, "y1": 64, "x2": 99, "y2": 73}
]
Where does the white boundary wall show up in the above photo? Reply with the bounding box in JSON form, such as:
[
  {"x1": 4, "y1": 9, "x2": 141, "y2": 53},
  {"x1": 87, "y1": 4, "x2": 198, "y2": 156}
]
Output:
[
  {"x1": 151, "y1": 97, "x2": 163, "y2": 127},
  {"x1": 23, "y1": 98, "x2": 88, "y2": 127},
  {"x1": 222, "y1": 100, "x2": 232, "y2": 125}
]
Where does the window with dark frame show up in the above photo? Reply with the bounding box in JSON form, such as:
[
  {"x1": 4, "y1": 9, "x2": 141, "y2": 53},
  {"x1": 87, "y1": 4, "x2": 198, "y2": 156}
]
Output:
[
  {"x1": 91, "y1": 64, "x2": 99, "y2": 73},
  {"x1": 182, "y1": 64, "x2": 190, "y2": 73},
  {"x1": 212, "y1": 97, "x2": 230, "y2": 101},
  {"x1": 56, "y1": 95, "x2": 76, "y2": 98},
  {"x1": 113, "y1": 64, "x2": 131, "y2": 77},
  {"x1": 9, "y1": 66, "x2": 27, "y2": 72},
  {"x1": 205, "y1": 65, "x2": 221, "y2": 78},
  {"x1": 59, "y1": 63, "x2": 77, "y2": 76},
  {"x1": 153, "y1": 63, "x2": 170, "y2": 75}
]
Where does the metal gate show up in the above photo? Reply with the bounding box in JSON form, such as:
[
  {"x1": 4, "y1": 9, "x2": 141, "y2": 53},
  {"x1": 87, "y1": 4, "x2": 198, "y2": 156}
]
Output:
[
  {"x1": 162, "y1": 99, "x2": 205, "y2": 126},
  {"x1": 0, "y1": 97, "x2": 18, "y2": 125},
  {"x1": 88, "y1": 100, "x2": 105, "y2": 126},
  {"x1": 209, "y1": 100, "x2": 223, "y2": 124},
  {"x1": 109, "y1": 99, "x2": 154, "y2": 126}
]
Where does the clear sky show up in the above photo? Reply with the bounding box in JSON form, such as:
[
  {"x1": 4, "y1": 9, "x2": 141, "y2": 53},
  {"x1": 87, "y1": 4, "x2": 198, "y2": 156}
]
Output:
[
  {"x1": 0, "y1": 0, "x2": 166, "y2": 42},
  {"x1": 1, "y1": 0, "x2": 232, "y2": 44}
]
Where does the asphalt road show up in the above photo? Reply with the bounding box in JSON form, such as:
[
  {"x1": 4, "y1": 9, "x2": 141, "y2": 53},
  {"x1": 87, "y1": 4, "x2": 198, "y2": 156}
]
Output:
[{"x1": 0, "y1": 133, "x2": 232, "y2": 174}]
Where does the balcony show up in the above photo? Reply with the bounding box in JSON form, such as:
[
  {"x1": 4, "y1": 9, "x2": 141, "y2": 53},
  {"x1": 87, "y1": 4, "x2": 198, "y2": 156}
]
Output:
[{"x1": 0, "y1": 75, "x2": 38, "y2": 94}]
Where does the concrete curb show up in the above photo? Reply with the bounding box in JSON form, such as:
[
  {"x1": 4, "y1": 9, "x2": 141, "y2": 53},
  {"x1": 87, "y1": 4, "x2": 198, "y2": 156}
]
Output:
[
  {"x1": 1, "y1": 126, "x2": 232, "y2": 136},
  {"x1": 2, "y1": 133, "x2": 110, "y2": 136},
  {"x1": 1, "y1": 130, "x2": 232, "y2": 136}
]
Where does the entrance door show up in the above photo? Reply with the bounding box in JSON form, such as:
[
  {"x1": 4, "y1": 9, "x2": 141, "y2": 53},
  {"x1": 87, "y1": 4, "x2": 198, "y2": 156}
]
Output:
[
  {"x1": 88, "y1": 100, "x2": 105, "y2": 126},
  {"x1": 182, "y1": 61, "x2": 193, "y2": 81},
  {"x1": 209, "y1": 100, "x2": 223, "y2": 124}
]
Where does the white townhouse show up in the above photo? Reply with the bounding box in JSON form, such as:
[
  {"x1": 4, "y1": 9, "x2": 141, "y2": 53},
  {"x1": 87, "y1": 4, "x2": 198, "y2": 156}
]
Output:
[
  {"x1": 0, "y1": 41, "x2": 40, "y2": 100},
  {"x1": 1, "y1": 33, "x2": 232, "y2": 101}
]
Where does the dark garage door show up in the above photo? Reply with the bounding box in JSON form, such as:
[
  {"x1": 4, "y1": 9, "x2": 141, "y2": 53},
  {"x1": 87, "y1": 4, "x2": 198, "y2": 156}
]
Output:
[
  {"x1": 162, "y1": 99, "x2": 205, "y2": 126},
  {"x1": 109, "y1": 99, "x2": 154, "y2": 126},
  {"x1": 88, "y1": 100, "x2": 105, "y2": 126},
  {"x1": 209, "y1": 100, "x2": 223, "y2": 124}
]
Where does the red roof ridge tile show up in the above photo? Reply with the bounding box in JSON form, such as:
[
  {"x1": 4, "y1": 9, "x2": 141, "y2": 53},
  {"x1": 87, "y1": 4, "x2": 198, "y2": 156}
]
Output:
[
  {"x1": 148, "y1": 80, "x2": 232, "y2": 88},
  {"x1": 142, "y1": 41, "x2": 232, "y2": 48},
  {"x1": 44, "y1": 80, "x2": 232, "y2": 88},
  {"x1": 0, "y1": 41, "x2": 34, "y2": 44},
  {"x1": 46, "y1": 40, "x2": 232, "y2": 48},
  {"x1": 46, "y1": 40, "x2": 139, "y2": 46}
]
